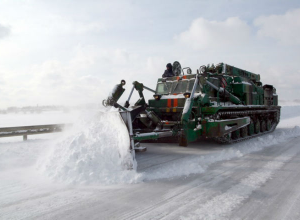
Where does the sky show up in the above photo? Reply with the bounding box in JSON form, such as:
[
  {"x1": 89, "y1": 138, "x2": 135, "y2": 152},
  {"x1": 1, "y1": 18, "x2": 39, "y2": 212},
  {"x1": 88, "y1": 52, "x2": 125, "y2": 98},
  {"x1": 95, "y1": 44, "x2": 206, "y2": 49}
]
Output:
[{"x1": 0, "y1": 0, "x2": 299, "y2": 108}]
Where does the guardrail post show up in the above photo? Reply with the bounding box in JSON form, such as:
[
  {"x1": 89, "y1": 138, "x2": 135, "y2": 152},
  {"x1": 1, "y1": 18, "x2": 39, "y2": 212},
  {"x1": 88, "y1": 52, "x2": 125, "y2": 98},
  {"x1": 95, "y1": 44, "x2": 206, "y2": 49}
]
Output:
[{"x1": 23, "y1": 135, "x2": 27, "y2": 141}]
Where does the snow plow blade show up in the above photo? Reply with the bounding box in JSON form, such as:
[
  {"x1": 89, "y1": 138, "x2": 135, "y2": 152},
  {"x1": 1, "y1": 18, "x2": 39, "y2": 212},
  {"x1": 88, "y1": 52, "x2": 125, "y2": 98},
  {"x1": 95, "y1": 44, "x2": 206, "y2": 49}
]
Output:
[{"x1": 102, "y1": 80, "x2": 175, "y2": 161}]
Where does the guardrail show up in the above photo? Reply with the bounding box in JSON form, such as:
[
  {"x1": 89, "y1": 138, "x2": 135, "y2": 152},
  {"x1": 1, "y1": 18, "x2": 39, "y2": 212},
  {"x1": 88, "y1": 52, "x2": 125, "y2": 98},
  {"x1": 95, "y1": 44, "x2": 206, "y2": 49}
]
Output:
[{"x1": 0, "y1": 124, "x2": 71, "y2": 141}]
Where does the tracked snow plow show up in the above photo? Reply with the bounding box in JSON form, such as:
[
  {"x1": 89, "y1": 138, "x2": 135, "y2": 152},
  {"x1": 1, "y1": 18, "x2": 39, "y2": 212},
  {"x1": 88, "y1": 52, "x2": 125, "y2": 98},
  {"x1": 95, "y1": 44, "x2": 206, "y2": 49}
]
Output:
[{"x1": 103, "y1": 62, "x2": 281, "y2": 158}]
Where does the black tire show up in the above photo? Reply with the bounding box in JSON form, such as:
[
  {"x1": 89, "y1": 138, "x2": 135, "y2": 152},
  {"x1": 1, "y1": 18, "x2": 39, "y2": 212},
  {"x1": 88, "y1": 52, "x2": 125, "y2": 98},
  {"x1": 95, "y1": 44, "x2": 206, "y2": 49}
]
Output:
[
  {"x1": 254, "y1": 121, "x2": 260, "y2": 134},
  {"x1": 248, "y1": 119, "x2": 255, "y2": 136},
  {"x1": 232, "y1": 129, "x2": 240, "y2": 140},
  {"x1": 266, "y1": 119, "x2": 272, "y2": 131},
  {"x1": 260, "y1": 120, "x2": 266, "y2": 132},
  {"x1": 240, "y1": 126, "x2": 248, "y2": 138}
]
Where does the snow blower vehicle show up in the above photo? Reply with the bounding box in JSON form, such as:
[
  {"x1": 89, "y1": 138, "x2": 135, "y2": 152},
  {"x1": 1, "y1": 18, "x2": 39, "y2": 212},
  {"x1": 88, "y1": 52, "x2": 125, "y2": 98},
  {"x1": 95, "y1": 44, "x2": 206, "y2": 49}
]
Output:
[{"x1": 103, "y1": 61, "x2": 281, "y2": 157}]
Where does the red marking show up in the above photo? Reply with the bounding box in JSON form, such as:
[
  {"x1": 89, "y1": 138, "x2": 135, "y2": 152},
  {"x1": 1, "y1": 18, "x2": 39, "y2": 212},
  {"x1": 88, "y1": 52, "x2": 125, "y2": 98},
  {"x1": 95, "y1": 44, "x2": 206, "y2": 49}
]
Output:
[
  {"x1": 183, "y1": 75, "x2": 187, "y2": 79},
  {"x1": 173, "y1": 93, "x2": 177, "y2": 95},
  {"x1": 174, "y1": 99, "x2": 178, "y2": 107},
  {"x1": 165, "y1": 121, "x2": 169, "y2": 124},
  {"x1": 167, "y1": 99, "x2": 172, "y2": 108},
  {"x1": 176, "y1": 76, "x2": 180, "y2": 81},
  {"x1": 221, "y1": 77, "x2": 227, "y2": 88}
]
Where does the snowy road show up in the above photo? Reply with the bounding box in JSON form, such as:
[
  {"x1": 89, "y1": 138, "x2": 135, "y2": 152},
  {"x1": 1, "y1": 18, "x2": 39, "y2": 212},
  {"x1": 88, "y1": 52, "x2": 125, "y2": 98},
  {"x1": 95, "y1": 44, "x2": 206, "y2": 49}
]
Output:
[{"x1": 1, "y1": 107, "x2": 300, "y2": 220}]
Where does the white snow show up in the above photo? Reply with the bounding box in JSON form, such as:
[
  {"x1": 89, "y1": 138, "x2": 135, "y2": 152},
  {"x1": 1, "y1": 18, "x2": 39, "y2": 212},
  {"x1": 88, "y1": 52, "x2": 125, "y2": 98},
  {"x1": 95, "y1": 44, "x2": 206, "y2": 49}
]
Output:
[
  {"x1": 233, "y1": 81, "x2": 252, "y2": 85},
  {"x1": 194, "y1": 124, "x2": 202, "y2": 131},
  {"x1": 160, "y1": 94, "x2": 185, "y2": 99},
  {"x1": 37, "y1": 111, "x2": 140, "y2": 185},
  {"x1": 225, "y1": 125, "x2": 231, "y2": 130},
  {"x1": 183, "y1": 98, "x2": 192, "y2": 114},
  {"x1": 181, "y1": 147, "x2": 296, "y2": 220}
]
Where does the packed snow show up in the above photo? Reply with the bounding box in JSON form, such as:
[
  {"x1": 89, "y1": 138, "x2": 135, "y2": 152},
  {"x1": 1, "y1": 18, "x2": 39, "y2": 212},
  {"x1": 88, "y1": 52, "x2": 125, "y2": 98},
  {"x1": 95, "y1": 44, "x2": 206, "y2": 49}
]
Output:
[
  {"x1": 144, "y1": 125, "x2": 300, "y2": 181},
  {"x1": 181, "y1": 143, "x2": 299, "y2": 220}
]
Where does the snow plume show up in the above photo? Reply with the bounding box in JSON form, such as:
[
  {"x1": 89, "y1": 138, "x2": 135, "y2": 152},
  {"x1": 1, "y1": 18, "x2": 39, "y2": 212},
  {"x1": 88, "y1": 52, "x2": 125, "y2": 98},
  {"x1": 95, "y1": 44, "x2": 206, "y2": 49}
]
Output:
[{"x1": 38, "y1": 111, "x2": 141, "y2": 185}]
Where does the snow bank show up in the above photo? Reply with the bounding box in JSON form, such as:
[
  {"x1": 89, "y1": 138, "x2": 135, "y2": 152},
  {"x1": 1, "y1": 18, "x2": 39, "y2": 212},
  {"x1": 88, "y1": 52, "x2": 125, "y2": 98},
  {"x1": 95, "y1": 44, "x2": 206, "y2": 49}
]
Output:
[{"x1": 38, "y1": 111, "x2": 141, "y2": 185}]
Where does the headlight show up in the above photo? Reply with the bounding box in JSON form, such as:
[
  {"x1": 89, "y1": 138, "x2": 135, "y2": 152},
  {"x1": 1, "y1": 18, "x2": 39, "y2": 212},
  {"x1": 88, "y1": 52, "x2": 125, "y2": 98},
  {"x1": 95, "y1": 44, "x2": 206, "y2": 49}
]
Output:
[
  {"x1": 153, "y1": 94, "x2": 161, "y2": 100},
  {"x1": 184, "y1": 92, "x2": 191, "y2": 98}
]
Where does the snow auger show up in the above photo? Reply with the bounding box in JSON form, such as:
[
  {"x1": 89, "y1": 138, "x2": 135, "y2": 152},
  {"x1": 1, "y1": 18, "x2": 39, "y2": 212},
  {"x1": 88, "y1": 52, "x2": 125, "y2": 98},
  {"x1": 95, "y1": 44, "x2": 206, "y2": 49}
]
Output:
[{"x1": 103, "y1": 61, "x2": 281, "y2": 159}]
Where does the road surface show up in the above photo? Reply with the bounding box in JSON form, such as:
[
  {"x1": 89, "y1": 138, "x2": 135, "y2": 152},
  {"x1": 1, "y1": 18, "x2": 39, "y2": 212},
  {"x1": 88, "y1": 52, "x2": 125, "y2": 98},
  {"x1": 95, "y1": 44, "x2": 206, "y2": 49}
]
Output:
[{"x1": 1, "y1": 136, "x2": 300, "y2": 219}]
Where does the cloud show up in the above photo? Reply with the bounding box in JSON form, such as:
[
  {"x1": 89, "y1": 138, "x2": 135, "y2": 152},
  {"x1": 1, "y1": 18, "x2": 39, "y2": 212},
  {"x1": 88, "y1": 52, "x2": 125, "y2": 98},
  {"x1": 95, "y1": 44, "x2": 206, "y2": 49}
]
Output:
[
  {"x1": 0, "y1": 24, "x2": 10, "y2": 39},
  {"x1": 174, "y1": 12, "x2": 300, "y2": 101},
  {"x1": 0, "y1": 43, "x2": 165, "y2": 107},
  {"x1": 44, "y1": 15, "x2": 107, "y2": 35},
  {"x1": 175, "y1": 17, "x2": 251, "y2": 50},
  {"x1": 254, "y1": 8, "x2": 300, "y2": 45}
]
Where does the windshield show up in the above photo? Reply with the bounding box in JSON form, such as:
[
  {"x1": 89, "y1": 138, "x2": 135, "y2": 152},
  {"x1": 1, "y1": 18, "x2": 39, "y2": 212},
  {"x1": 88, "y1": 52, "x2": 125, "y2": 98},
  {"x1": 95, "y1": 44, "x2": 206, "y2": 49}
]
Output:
[
  {"x1": 172, "y1": 80, "x2": 188, "y2": 94},
  {"x1": 156, "y1": 79, "x2": 201, "y2": 95},
  {"x1": 156, "y1": 83, "x2": 169, "y2": 94}
]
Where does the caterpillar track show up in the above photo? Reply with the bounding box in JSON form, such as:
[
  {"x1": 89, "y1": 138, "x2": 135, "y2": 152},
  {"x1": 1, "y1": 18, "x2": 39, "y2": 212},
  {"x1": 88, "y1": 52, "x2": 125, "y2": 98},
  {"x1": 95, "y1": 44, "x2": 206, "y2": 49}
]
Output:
[{"x1": 213, "y1": 108, "x2": 281, "y2": 144}]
